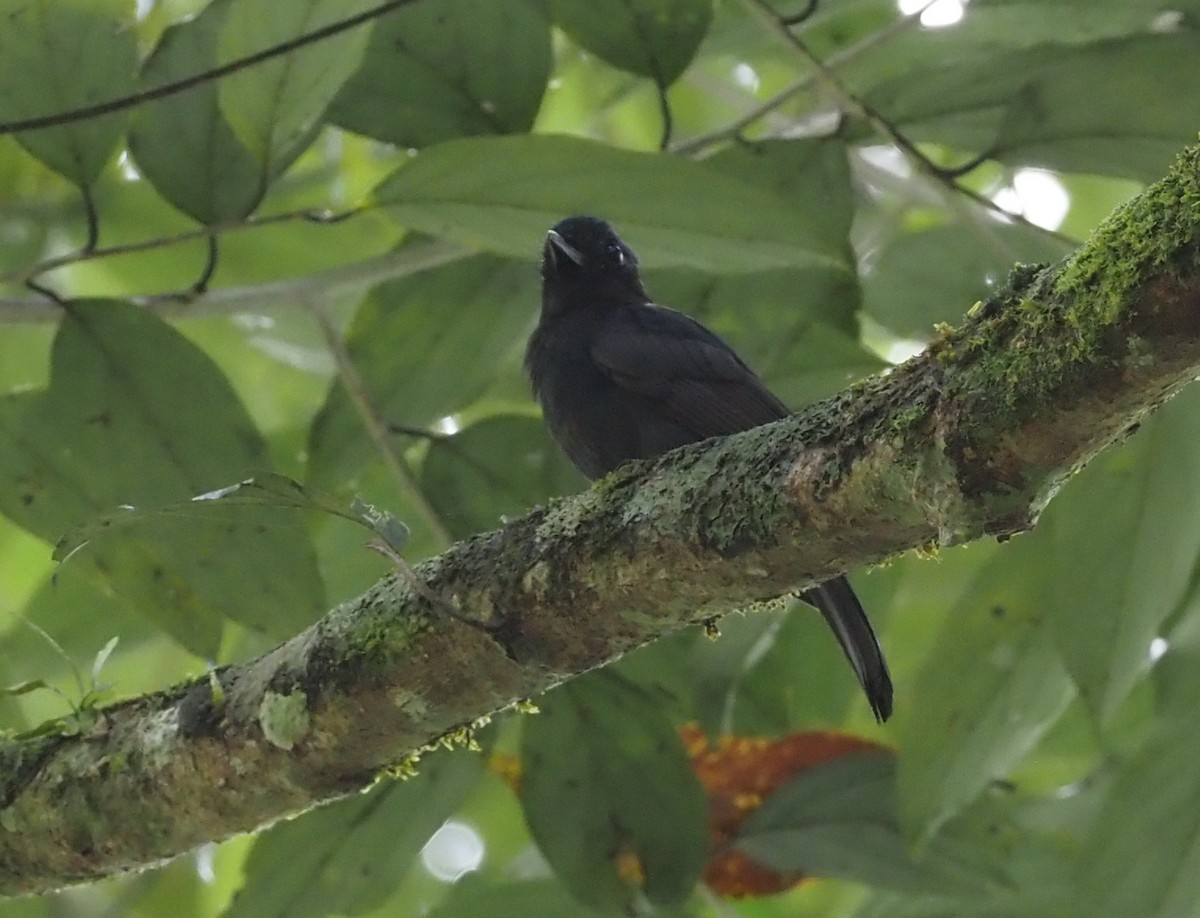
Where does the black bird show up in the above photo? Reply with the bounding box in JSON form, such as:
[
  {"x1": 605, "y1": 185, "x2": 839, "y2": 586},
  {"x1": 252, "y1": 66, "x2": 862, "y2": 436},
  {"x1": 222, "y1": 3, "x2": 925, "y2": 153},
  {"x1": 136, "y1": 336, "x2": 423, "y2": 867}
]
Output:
[{"x1": 526, "y1": 215, "x2": 893, "y2": 722}]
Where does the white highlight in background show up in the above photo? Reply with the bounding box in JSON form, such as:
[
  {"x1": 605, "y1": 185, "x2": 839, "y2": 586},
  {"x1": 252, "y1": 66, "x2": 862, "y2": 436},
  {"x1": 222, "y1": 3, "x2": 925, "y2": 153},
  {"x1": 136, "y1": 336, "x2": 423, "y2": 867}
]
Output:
[
  {"x1": 898, "y1": 0, "x2": 966, "y2": 28},
  {"x1": 993, "y1": 169, "x2": 1071, "y2": 231},
  {"x1": 421, "y1": 820, "x2": 485, "y2": 881}
]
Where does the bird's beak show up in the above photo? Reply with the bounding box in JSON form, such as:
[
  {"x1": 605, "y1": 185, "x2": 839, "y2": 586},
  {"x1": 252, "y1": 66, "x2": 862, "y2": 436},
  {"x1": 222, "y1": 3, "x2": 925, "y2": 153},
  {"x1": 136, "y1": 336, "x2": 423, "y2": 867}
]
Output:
[{"x1": 546, "y1": 230, "x2": 584, "y2": 266}]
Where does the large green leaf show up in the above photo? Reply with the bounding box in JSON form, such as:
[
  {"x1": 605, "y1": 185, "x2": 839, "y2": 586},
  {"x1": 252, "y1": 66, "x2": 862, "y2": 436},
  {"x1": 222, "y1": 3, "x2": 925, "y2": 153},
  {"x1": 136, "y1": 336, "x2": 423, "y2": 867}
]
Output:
[
  {"x1": 546, "y1": 0, "x2": 712, "y2": 86},
  {"x1": 860, "y1": 33, "x2": 1200, "y2": 181},
  {"x1": 373, "y1": 135, "x2": 855, "y2": 272},
  {"x1": 739, "y1": 750, "x2": 1008, "y2": 896},
  {"x1": 0, "y1": 301, "x2": 325, "y2": 657},
  {"x1": 130, "y1": 0, "x2": 269, "y2": 224},
  {"x1": 0, "y1": 0, "x2": 136, "y2": 186},
  {"x1": 862, "y1": 221, "x2": 1073, "y2": 339},
  {"x1": 520, "y1": 673, "x2": 708, "y2": 911},
  {"x1": 329, "y1": 0, "x2": 550, "y2": 147},
  {"x1": 421, "y1": 415, "x2": 584, "y2": 539},
  {"x1": 1066, "y1": 645, "x2": 1200, "y2": 916},
  {"x1": 429, "y1": 876, "x2": 608, "y2": 918},
  {"x1": 1044, "y1": 388, "x2": 1200, "y2": 722},
  {"x1": 306, "y1": 255, "x2": 537, "y2": 489},
  {"x1": 227, "y1": 751, "x2": 484, "y2": 918},
  {"x1": 896, "y1": 533, "x2": 1074, "y2": 841},
  {"x1": 217, "y1": 0, "x2": 377, "y2": 175}
]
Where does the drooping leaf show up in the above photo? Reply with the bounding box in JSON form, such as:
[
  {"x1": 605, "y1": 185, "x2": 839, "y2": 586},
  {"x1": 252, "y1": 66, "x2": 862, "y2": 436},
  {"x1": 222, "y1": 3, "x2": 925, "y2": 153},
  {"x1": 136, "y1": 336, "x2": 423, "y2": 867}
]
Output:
[
  {"x1": 860, "y1": 33, "x2": 1200, "y2": 182},
  {"x1": 0, "y1": 301, "x2": 325, "y2": 656},
  {"x1": 546, "y1": 0, "x2": 712, "y2": 87},
  {"x1": 130, "y1": 0, "x2": 269, "y2": 224},
  {"x1": 521, "y1": 673, "x2": 708, "y2": 910},
  {"x1": 896, "y1": 532, "x2": 1075, "y2": 841},
  {"x1": 0, "y1": 0, "x2": 136, "y2": 186},
  {"x1": 373, "y1": 135, "x2": 855, "y2": 273},
  {"x1": 1044, "y1": 387, "x2": 1200, "y2": 722},
  {"x1": 421, "y1": 415, "x2": 584, "y2": 539},
  {"x1": 862, "y1": 221, "x2": 1073, "y2": 339},
  {"x1": 217, "y1": 0, "x2": 377, "y2": 176},
  {"x1": 739, "y1": 750, "x2": 1009, "y2": 895},
  {"x1": 330, "y1": 0, "x2": 550, "y2": 147},
  {"x1": 1068, "y1": 644, "x2": 1200, "y2": 916},
  {"x1": 227, "y1": 751, "x2": 484, "y2": 918},
  {"x1": 306, "y1": 255, "x2": 538, "y2": 488},
  {"x1": 428, "y1": 876, "x2": 609, "y2": 918}
]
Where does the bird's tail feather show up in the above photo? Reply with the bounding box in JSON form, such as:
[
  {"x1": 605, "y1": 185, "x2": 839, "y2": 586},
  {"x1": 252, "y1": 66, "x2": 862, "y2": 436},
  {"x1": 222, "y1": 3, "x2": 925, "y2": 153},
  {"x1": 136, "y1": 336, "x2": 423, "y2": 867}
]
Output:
[{"x1": 802, "y1": 576, "x2": 893, "y2": 722}]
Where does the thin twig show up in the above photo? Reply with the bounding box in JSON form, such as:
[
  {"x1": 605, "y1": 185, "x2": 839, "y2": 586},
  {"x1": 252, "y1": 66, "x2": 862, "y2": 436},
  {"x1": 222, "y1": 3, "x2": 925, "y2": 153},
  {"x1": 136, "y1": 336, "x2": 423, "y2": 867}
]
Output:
[
  {"x1": 3, "y1": 205, "x2": 367, "y2": 287},
  {"x1": 739, "y1": 0, "x2": 1076, "y2": 246},
  {"x1": 0, "y1": 238, "x2": 469, "y2": 323},
  {"x1": 671, "y1": 2, "x2": 929, "y2": 155},
  {"x1": 306, "y1": 301, "x2": 455, "y2": 550}
]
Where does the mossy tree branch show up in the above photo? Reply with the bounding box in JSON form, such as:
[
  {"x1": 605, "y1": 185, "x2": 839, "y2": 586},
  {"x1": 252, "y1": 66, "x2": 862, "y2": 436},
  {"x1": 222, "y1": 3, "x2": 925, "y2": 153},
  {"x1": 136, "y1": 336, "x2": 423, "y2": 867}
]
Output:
[{"x1": 2, "y1": 146, "x2": 1199, "y2": 897}]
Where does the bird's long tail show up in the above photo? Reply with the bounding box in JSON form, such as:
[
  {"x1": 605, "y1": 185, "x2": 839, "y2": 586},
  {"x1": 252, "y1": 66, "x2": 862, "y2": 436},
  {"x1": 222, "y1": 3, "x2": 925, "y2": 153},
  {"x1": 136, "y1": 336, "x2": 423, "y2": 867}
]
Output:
[{"x1": 802, "y1": 576, "x2": 893, "y2": 722}]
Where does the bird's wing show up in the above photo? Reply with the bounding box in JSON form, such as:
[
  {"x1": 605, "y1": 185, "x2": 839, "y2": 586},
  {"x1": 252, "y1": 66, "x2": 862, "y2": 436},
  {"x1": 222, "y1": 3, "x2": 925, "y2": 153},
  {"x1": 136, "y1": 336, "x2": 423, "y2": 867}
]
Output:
[{"x1": 591, "y1": 303, "x2": 789, "y2": 437}]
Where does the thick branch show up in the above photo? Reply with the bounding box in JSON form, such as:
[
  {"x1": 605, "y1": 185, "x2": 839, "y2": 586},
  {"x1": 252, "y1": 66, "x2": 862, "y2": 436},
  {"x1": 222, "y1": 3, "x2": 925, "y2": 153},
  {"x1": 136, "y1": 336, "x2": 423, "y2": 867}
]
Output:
[{"x1": 2, "y1": 147, "x2": 1199, "y2": 896}]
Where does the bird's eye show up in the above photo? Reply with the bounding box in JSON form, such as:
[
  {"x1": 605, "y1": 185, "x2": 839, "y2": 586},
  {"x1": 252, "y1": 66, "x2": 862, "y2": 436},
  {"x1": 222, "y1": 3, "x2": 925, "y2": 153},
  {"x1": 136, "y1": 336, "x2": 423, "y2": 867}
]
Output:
[{"x1": 610, "y1": 244, "x2": 627, "y2": 265}]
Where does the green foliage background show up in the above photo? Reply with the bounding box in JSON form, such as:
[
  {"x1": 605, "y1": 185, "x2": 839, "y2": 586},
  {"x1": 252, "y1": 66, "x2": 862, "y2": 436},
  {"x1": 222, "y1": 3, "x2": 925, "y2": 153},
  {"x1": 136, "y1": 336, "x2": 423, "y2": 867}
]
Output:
[{"x1": 1, "y1": 0, "x2": 1199, "y2": 915}]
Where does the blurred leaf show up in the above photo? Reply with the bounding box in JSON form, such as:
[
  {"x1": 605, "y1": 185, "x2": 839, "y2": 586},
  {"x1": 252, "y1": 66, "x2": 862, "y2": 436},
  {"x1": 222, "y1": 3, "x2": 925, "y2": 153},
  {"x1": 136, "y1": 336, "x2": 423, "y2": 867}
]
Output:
[
  {"x1": 992, "y1": 34, "x2": 1200, "y2": 180},
  {"x1": 546, "y1": 0, "x2": 712, "y2": 87},
  {"x1": 421, "y1": 415, "x2": 584, "y2": 539},
  {"x1": 330, "y1": 0, "x2": 550, "y2": 147},
  {"x1": 0, "y1": 301, "x2": 324, "y2": 656},
  {"x1": 0, "y1": 0, "x2": 136, "y2": 186},
  {"x1": 739, "y1": 750, "x2": 1009, "y2": 896},
  {"x1": 129, "y1": 0, "x2": 270, "y2": 224},
  {"x1": 520, "y1": 672, "x2": 708, "y2": 911},
  {"x1": 896, "y1": 532, "x2": 1075, "y2": 842},
  {"x1": 862, "y1": 221, "x2": 1073, "y2": 338},
  {"x1": 429, "y1": 875, "x2": 608, "y2": 918},
  {"x1": 227, "y1": 751, "x2": 484, "y2": 918},
  {"x1": 374, "y1": 135, "x2": 856, "y2": 272},
  {"x1": 705, "y1": 138, "x2": 856, "y2": 251},
  {"x1": 1044, "y1": 389, "x2": 1200, "y2": 722},
  {"x1": 861, "y1": 33, "x2": 1200, "y2": 181},
  {"x1": 0, "y1": 679, "x2": 53, "y2": 698},
  {"x1": 1067, "y1": 645, "x2": 1200, "y2": 917},
  {"x1": 217, "y1": 0, "x2": 376, "y2": 175},
  {"x1": 307, "y1": 255, "x2": 537, "y2": 487}
]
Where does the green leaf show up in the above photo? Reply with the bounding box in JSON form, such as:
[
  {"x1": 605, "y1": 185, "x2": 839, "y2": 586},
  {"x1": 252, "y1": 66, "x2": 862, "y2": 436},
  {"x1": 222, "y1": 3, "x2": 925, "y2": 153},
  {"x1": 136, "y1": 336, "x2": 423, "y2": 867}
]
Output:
[
  {"x1": 217, "y1": 0, "x2": 376, "y2": 175},
  {"x1": 329, "y1": 0, "x2": 550, "y2": 147},
  {"x1": 373, "y1": 135, "x2": 854, "y2": 273},
  {"x1": 1068, "y1": 647, "x2": 1200, "y2": 917},
  {"x1": 896, "y1": 532, "x2": 1075, "y2": 841},
  {"x1": 991, "y1": 34, "x2": 1200, "y2": 180},
  {"x1": 228, "y1": 751, "x2": 484, "y2": 918},
  {"x1": 421, "y1": 415, "x2": 584, "y2": 539},
  {"x1": 429, "y1": 876, "x2": 609, "y2": 918},
  {"x1": 0, "y1": 301, "x2": 325, "y2": 656},
  {"x1": 306, "y1": 255, "x2": 538, "y2": 487},
  {"x1": 860, "y1": 33, "x2": 1200, "y2": 182},
  {"x1": 1044, "y1": 389, "x2": 1200, "y2": 722},
  {"x1": 546, "y1": 0, "x2": 712, "y2": 86},
  {"x1": 520, "y1": 673, "x2": 708, "y2": 910},
  {"x1": 862, "y1": 222, "x2": 1073, "y2": 339},
  {"x1": 0, "y1": 679, "x2": 54, "y2": 698},
  {"x1": 129, "y1": 0, "x2": 269, "y2": 224},
  {"x1": 0, "y1": 0, "x2": 136, "y2": 186},
  {"x1": 739, "y1": 751, "x2": 1009, "y2": 895}
]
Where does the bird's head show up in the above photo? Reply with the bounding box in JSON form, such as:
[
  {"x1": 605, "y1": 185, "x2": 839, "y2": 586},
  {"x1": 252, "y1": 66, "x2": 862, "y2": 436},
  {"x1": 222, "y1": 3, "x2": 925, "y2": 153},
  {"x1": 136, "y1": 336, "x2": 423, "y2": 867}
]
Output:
[{"x1": 540, "y1": 216, "x2": 647, "y2": 314}]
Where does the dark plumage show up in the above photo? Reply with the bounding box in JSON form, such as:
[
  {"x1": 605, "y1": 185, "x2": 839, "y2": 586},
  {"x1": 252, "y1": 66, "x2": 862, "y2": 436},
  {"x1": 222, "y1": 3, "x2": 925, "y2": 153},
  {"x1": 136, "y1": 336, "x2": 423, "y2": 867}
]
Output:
[{"x1": 526, "y1": 215, "x2": 893, "y2": 722}]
